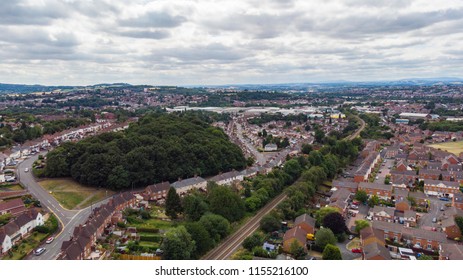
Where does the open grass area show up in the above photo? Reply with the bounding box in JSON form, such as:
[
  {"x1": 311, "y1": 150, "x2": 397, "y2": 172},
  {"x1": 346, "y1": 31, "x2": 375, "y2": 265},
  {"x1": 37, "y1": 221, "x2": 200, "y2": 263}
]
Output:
[
  {"x1": 39, "y1": 179, "x2": 114, "y2": 210},
  {"x1": 429, "y1": 141, "x2": 463, "y2": 156},
  {"x1": 346, "y1": 238, "x2": 361, "y2": 250}
]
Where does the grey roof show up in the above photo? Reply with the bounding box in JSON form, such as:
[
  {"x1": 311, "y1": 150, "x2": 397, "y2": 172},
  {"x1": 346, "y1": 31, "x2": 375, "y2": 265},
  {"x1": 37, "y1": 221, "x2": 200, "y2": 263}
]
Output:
[
  {"x1": 424, "y1": 179, "x2": 460, "y2": 188},
  {"x1": 145, "y1": 182, "x2": 170, "y2": 193},
  {"x1": 294, "y1": 213, "x2": 315, "y2": 228},
  {"x1": 370, "y1": 206, "x2": 395, "y2": 217},
  {"x1": 363, "y1": 242, "x2": 391, "y2": 260},
  {"x1": 359, "y1": 182, "x2": 393, "y2": 192},
  {"x1": 171, "y1": 177, "x2": 206, "y2": 189},
  {"x1": 332, "y1": 180, "x2": 358, "y2": 189},
  {"x1": 210, "y1": 170, "x2": 242, "y2": 183}
]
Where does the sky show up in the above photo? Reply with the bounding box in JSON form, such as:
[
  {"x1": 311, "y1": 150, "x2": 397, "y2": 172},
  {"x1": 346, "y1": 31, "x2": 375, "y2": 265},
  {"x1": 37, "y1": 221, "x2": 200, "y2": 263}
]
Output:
[{"x1": 1, "y1": 0, "x2": 463, "y2": 86}]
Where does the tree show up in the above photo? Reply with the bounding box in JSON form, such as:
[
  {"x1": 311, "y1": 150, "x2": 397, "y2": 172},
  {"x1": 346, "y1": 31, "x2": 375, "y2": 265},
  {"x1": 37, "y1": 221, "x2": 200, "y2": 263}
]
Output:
[
  {"x1": 165, "y1": 187, "x2": 182, "y2": 219},
  {"x1": 368, "y1": 195, "x2": 380, "y2": 207},
  {"x1": 185, "y1": 222, "x2": 213, "y2": 258},
  {"x1": 290, "y1": 240, "x2": 307, "y2": 259},
  {"x1": 355, "y1": 190, "x2": 368, "y2": 203},
  {"x1": 322, "y1": 212, "x2": 347, "y2": 235},
  {"x1": 161, "y1": 226, "x2": 195, "y2": 260},
  {"x1": 199, "y1": 214, "x2": 230, "y2": 242},
  {"x1": 183, "y1": 194, "x2": 208, "y2": 221},
  {"x1": 455, "y1": 216, "x2": 463, "y2": 233},
  {"x1": 260, "y1": 214, "x2": 281, "y2": 233},
  {"x1": 314, "y1": 129, "x2": 325, "y2": 144},
  {"x1": 208, "y1": 186, "x2": 245, "y2": 222},
  {"x1": 322, "y1": 244, "x2": 342, "y2": 260},
  {"x1": 354, "y1": 220, "x2": 370, "y2": 233},
  {"x1": 315, "y1": 207, "x2": 339, "y2": 226},
  {"x1": 315, "y1": 228, "x2": 337, "y2": 250},
  {"x1": 418, "y1": 254, "x2": 433, "y2": 260},
  {"x1": 243, "y1": 232, "x2": 264, "y2": 251},
  {"x1": 107, "y1": 165, "x2": 130, "y2": 190},
  {"x1": 384, "y1": 176, "x2": 390, "y2": 185},
  {"x1": 438, "y1": 173, "x2": 443, "y2": 180}
]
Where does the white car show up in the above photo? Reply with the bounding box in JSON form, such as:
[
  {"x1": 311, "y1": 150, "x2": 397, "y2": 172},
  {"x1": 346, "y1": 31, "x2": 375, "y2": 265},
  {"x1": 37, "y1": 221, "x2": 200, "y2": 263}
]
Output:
[{"x1": 24, "y1": 168, "x2": 29, "y2": 172}]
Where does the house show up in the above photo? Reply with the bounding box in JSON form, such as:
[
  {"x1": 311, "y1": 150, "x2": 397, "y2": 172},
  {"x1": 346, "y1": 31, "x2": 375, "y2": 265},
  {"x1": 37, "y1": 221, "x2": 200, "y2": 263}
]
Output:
[
  {"x1": 264, "y1": 144, "x2": 278, "y2": 152},
  {"x1": 171, "y1": 177, "x2": 207, "y2": 194},
  {"x1": 402, "y1": 210, "x2": 417, "y2": 227},
  {"x1": 332, "y1": 180, "x2": 358, "y2": 193},
  {"x1": 395, "y1": 160, "x2": 409, "y2": 172},
  {"x1": 282, "y1": 226, "x2": 307, "y2": 253},
  {"x1": 393, "y1": 188, "x2": 409, "y2": 201},
  {"x1": 453, "y1": 193, "x2": 463, "y2": 210},
  {"x1": 358, "y1": 182, "x2": 393, "y2": 200},
  {"x1": 362, "y1": 242, "x2": 392, "y2": 260},
  {"x1": 360, "y1": 226, "x2": 386, "y2": 247},
  {"x1": 408, "y1": 191, "x2": 428, "y2": 207},
  {"x1": 423, "y1": 179, "x2": 460, "y2": 198},
  {"x1": 0, "y1": 198, "x2": 27, "y2": 216},
  {"x1": 419, "y1": 169, "x2": 451, "y2": 181},
  {"x1": 441, "y1": 217, "x2": 461, "y2": 240},
  {"x1": 294, "y1": 213, "x2": 315, "y2": 235},
  {"x1": 0, "y1": 210, "x2": 44, "y2": 255},
  {"x1": 210, "y1": 170, "x2": 244, "y2": 186},
  {"x1": 0, "y1": 230, "x2": 12, "y2": 254},
  {"x1": 369, "y1": 206, "x2": 395, "y2": 223},
  {"x1": 144, "y1": 182, "x2": 171, "y2": 201},
  {"x1": 395, "y1": 199, "x2": 411, "y2": 212},
  {"x1": 439, "y1": 244, "x2": 463, "y2": 260}
]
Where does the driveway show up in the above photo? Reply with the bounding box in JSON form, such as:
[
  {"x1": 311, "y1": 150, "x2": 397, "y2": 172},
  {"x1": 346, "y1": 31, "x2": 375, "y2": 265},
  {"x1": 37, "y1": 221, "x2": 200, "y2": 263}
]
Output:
[
  {"x1": 374, "y1": 159, "x2": 393, "y2": 183},
  {"x1": 419, "y1": 197, "x2": 448, "y2": 229}
]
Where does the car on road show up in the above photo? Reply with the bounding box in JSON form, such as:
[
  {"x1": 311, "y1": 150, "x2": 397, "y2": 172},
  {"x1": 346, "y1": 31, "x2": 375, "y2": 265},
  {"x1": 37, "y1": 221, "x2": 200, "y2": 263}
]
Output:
[
  {"x1": 351, "y1": 248, "x2": 362, "y2": 253},
  {"x1": 440, "y1": 206, "x2": 445, "y2": 211},
  {"x1": 45, "y1": 237, "x2": 54, "y2": 244},
  {"x1": 432, "y1": 217, "x2": 437, "y2": 223},
  {"x1": 34, "y1": 247, "x2": 46, "y2": 256},
  {"x1": 24, "y1": 168, "x2": 29, "y2": 172}
]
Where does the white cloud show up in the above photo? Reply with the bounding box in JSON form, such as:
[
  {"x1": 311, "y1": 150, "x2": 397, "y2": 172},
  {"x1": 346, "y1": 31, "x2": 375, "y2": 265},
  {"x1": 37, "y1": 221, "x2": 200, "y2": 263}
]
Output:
[{"x1": 0, "y1": 0, "x2": 462, "y2": 85}]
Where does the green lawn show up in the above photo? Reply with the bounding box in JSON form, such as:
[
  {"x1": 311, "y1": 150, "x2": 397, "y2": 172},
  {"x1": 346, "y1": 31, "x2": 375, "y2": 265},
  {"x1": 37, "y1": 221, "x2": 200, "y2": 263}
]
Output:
[
  {"x1": 429, "y1": 141, "x2": 463, "y2": 156},
  {"x1": 39, "y1": 179, "x2": 114, "y2": 210},
  {"x1": 0, "y1": 184, "x2": 24, "y2": 191}
]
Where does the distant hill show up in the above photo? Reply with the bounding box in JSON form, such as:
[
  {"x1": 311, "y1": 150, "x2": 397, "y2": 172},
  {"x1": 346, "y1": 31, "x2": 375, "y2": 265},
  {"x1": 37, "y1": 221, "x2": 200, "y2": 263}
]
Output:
[{"x1": 0, "y1": 82, "x2": 135, "y2": 94}]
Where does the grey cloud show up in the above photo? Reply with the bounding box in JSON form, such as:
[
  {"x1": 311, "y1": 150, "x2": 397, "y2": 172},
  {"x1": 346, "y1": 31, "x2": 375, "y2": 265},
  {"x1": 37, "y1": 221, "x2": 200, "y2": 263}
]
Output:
[
  {"x1": 116, "y1": 30, "x2": 170, "y2": 40},
  {"x1": 0, "y1": 1, "x2": 68, "y2": 25},
  {"x1": 120, "y1": 11, "x2": 186, "y2": 28}
]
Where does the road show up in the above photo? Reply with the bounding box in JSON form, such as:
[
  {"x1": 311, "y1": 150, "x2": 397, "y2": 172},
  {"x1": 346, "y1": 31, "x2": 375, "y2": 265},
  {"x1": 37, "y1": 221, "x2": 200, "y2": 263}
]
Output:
[
  {"x1": 347, "y1": 116, "x2": 366, "y2": 140},
  {"x1": 419, "y1": 197, "x2": 447, "y2": 230},
  {"x1": 374, "y1": 159, "x2": 394, "y2": 183},
  {"x1": 17, "y1": 154, "x2": 109, "y2": 260},
  {"x1": 202, "y1": 193, "x2": 287, "y2": 260},
  {"x1": 235, "y1": 121, "x2": 267, "y2": 165}
]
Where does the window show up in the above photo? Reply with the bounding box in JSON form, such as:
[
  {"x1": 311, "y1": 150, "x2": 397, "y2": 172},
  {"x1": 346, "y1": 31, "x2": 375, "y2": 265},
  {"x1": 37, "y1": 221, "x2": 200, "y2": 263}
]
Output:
[{"x1": 427, "y1": 244, "x2": 432, "y2": 250}]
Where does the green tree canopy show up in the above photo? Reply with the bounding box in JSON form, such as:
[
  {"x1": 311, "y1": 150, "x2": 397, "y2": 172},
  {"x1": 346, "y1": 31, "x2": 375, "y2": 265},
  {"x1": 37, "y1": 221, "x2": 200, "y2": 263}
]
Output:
[
  {"x1": 208, "y1": 186, "x2": 245, "y2": 222},
  {"x1": 161, "y1": 226, "x2": 195, "y2": 260},
  {"x1": 354, "y1": 220, "x2": 370, "y2": 233},
  {"x1": 322, "y1": 212, "x2": 347, "y2": 235},
  {"x1": 199, "y1": 213, "x2": 230, "y2": 242},
  {"x1": 355, "y1": 190, "x2": 368, "y2": 203},
  {"x1": 165, "y1": 187, "x2": 182, "y2": 219},
  {"x1": 322, "y1": 244, "x2": 342, "y2": 260},
  {"x1": 315, "y1": 228, "x2": 337, "y2": 250},
  {"x1": 183, "y1": 194, "x2": 208, "y2": 221}
]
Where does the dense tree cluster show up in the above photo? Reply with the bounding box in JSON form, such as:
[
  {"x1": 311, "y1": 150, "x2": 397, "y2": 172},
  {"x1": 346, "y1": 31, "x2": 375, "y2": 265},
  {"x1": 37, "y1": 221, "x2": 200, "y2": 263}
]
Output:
[
  {"x1": 43, "y1": 113, "x2": 247, "y2": 189},
  {"x1": 420, "y1": 120, "x2": 463, "y2": 132},
  {"x1": 360, "y1": 113, "x2": 393, "y2": 139},
  {"x1": 248, "y1": 113, "x2": 308, "y2": 126}
]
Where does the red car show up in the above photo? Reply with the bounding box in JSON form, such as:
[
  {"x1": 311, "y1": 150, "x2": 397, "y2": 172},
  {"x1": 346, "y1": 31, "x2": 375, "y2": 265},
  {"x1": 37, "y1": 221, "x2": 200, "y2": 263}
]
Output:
[
  {"x1": 352, "y1": 201, "x2": 360, "y2": 205},
  {"x1": 351, "y1": 248, "x2": 362, "y2": 253}
]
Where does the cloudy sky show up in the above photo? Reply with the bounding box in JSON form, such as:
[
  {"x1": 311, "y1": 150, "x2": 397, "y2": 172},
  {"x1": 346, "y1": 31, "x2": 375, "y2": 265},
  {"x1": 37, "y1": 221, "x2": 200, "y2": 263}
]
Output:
[{"x1": 1, "y1": 0, "x2": 463, "y2": 86}]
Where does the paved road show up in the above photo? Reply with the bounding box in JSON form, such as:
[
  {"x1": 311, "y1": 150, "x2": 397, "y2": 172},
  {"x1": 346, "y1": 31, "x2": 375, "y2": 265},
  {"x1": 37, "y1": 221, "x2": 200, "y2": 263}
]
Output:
[
  {"x1": 202, "y1": 193, "x2": 287, "y2": 260},
  {"x1": 374, "y1": 159, "x2": 394, "y2": 184},
  {"x1": 419, "y1": 197, "x2": 447, "y2": 229},
  {"x1": 235, "y1": 121, "x2": 267, "y2": 165},
  {"x1": 17, "y1": 154, "x2": 110, "y2": 260}
]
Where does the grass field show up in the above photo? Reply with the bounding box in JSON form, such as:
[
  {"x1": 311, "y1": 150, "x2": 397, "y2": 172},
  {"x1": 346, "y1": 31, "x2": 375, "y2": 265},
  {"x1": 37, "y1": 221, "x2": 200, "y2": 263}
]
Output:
[
  {"x1": 39, "y1": 179, "x2": 114, "y2": 210},
  {"x1": 429, "y1": 141, "x2": 463, "y2": 156}
]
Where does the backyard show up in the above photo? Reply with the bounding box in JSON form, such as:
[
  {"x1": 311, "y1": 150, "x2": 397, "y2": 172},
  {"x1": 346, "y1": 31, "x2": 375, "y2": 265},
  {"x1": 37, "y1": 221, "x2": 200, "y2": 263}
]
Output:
[
  {"x1": 428, "y1": 141, "x2": 463, "y2": 156},
  {"x1": 38, "y1": 179, "x2": 114, "y2": 210}
]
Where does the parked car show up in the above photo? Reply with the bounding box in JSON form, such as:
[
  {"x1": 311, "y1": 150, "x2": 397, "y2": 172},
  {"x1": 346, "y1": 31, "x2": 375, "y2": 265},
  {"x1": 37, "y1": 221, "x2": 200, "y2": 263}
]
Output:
[
  {"x1": 439, "y1": 197, "x2": 450, "y2": 201},
  {"x1": 352, "y1": 248, "x2": 362, "y2": 253},
  {"x1": 45, "y1": 237, "x2": 54, "y2": 244},
  {"x1": 24, "y1": 168, "x2": 29, "y2": 172},
  {"x1": 432, "y1": 217, "x2": 437, "y2": 223},
  {"x1": 350, "y1": 205, "x2": 359, "y2": 210},
  {"x1": 348, "y1": 235, "x2": 354, "y2": 240},
  {"x1": 352, "y1": 201, "x2": 360, "y2": 205},
  {"x1": 440, "y1": 206, "x2": 445, "y2": 211},
  {"x1": 34, "y1": 248, "x2": 46, "y2": 256}
]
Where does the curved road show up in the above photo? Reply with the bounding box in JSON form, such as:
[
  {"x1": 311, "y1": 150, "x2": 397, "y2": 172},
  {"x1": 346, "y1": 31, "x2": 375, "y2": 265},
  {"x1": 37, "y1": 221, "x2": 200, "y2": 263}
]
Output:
[{"x1": 18, "y1": 154, "x2": 109, "y2": 260}]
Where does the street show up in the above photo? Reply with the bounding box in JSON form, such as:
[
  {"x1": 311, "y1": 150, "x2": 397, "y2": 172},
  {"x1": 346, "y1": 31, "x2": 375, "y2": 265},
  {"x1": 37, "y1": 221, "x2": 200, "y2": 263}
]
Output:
[
  {"x1": 374, "y1": 159, "x2": 394, "y2": 184},
  {"x1": 17, "y1": 153, "x2": 110, "y2": 260}
]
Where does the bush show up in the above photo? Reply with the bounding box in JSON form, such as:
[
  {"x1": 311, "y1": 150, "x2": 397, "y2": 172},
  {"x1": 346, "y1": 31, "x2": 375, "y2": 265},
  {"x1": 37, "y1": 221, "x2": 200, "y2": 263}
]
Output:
[
  {"x1": 137, "y1": 227, "x2": 160, "y2": 233},
  {"x1": 139, "y1": 235, "x2": 162, "y2": 243}
]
